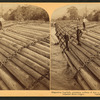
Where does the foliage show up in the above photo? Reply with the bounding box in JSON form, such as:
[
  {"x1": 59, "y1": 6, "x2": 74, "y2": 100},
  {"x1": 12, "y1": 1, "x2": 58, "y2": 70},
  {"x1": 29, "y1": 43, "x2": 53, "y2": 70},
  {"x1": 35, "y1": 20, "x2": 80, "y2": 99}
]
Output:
[
  {"x1": 87, "y1": 13, "x2": 93, "y2": 21},
  {"x1": 62, "y1": 16, "x2": 68, "y2": 20},
  {"x1": 87, "y1": 10, "x2": 100, "y2": 21},
  {"x1": 67, "y1": 6, "x2": 78, "y2": 20},
  {"x1": 93, "y1": 11, "x2": 100, "y2": 21},
  {"x1": 3, "y1": 5, "x2": 49, "y2": 21}
]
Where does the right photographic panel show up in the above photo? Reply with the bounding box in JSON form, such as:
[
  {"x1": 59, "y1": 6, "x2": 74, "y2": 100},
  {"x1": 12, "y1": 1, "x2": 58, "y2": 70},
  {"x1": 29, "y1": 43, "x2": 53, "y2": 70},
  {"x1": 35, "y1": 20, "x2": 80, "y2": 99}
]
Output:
[{"x1": 51, "y1": 4, "x2": 100, "y2": 90}]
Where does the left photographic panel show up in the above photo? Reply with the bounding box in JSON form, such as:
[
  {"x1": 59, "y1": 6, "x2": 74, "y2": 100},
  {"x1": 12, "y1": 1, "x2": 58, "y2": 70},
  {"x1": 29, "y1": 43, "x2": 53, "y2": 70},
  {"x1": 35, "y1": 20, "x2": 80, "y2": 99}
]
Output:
[{"x1": 0, "y1": 4, "x2": 50, "y2": 90}]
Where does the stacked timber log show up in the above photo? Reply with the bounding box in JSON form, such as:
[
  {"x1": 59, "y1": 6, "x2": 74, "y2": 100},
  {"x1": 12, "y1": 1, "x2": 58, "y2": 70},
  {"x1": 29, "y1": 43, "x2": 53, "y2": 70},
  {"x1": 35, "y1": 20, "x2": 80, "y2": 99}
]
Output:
[
  {"x1": 0, "y1": 22, "x2": 50, "y2": 90},
  {"x1": 55, "y1": 21, "x2": 100, "y2": 90},
  {"x1": 3, "y1": 21, "x2": 16, "y2": 28}
]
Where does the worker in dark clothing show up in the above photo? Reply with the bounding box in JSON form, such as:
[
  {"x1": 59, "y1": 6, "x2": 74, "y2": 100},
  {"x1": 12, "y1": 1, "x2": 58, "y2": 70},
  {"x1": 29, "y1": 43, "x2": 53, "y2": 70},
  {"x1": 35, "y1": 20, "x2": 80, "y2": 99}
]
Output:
[
  {"x1": 83, "y1": 17, "x2": 87, "y2": 30},
  {"x1": 62, "y1": 34, "x2": 69, "y2": 53},
  {"x1": 76, "y1": 26, "x2": 83, "y2": 46},
  {"x1": 0, "y1": 21, "x2": 2, "y2": 30},
  {"x1": 0, "y1": 17, "x2": 5, "y2": 31}
]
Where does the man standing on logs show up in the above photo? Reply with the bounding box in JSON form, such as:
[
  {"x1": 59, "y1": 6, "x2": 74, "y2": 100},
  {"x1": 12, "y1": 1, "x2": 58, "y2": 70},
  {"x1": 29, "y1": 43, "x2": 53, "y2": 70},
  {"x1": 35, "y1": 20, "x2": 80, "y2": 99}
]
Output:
[
  {"x1": 0, "y1": 18, "x2": 3, "y2": 30},
  {"x1": 83, "y1": 17, "x2": 87, "y2": 30},
  {"x1": 62, "y1": 33, "x2": 69, "y2": 53},
  {"x1": 76, "y1": 26, "x2": 83, "y2": 46},
  {"x1": 0, "y1": 16, "x2": 4, "y2": 31}
]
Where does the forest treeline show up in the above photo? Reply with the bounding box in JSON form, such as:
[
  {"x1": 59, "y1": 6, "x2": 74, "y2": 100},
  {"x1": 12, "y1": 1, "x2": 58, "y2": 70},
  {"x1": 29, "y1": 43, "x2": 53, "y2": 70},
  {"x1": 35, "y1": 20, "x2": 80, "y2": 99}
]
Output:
[
  {"x1": 56, "y1": 6, "x2": 100, "y2": 21},
  {"x1": 3, "y1": 5, "x2": 49, "y2": 21}
]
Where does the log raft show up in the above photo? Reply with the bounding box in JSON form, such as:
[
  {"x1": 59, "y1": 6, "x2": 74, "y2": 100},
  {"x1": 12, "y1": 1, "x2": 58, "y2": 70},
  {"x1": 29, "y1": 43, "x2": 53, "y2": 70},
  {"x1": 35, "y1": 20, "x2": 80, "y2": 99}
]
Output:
[
  {"x1": 55, "y1": 21, "x2": 100, "y2": 90},
  {"x1": 0, "y1": 21, "x2": 50, "y2": 90}
]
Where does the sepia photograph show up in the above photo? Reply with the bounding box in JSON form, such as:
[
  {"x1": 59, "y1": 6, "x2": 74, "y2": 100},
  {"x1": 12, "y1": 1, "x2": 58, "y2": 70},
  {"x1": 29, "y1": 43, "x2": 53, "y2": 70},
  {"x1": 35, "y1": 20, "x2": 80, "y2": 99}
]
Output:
[
  {"x1": 0, "y1": 4, "x2": 50, "y2": 90},
  {"x1": 51, "y1": 4, "x2": 100, "y2": 90}
]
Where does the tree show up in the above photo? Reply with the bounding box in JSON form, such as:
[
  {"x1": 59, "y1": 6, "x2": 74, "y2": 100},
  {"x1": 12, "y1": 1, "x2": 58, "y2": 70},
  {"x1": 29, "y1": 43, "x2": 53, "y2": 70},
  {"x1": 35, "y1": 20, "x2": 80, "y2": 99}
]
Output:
[
  {"x1": 87, "y1": 10, "x2": 100, "y2": 21},
  {"x1": 62, "y1": 16, "x2": 68, "y2": 20},
  {"x1": 3, "y1": 5, "x2": 49, "y2": 21},
  {"x1": 93, "y1": 11, "x2": 100, "y2": 21},
  {"x1": 67, "y1": 6, "x2": 78, "y2": 20},
  {"x1": 87, "y1": 13, "x2": 93, "y2": 21}
]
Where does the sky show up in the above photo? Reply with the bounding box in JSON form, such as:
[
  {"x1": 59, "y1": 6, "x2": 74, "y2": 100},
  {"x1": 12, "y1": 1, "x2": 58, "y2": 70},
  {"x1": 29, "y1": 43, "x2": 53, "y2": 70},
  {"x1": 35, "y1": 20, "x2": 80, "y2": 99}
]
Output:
[
  {"x1": 0, "y1": 4, "x2": 25, "y2": 14},
  {"x1": 0, "y1": 3, "x2": 39, "y2": 14},
  {"x1": 0, "y1": 3, "x2": 100, "y2": 19},
  {"x1": 51, "y1": 4, "x2": 100, "y2": 19}
]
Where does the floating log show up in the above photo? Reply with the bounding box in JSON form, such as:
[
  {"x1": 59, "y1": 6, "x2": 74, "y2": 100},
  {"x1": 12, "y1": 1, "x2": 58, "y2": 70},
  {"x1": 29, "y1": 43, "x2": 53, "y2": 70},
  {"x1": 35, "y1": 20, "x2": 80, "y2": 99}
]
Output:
[
  {"x1": 19, "y1": 51, "x2": 49, "y2": 70},
  {"x1": 69, "y1": 42, "x2": 100, "y2": 80},
  {"x1": 58, "y1": 22, "x2": 100, "y2": 43},
  {"x1": 0, "y1": 79, "x2": 9, "y2": 90},
  {"x1": 0, "y1": 68, "x2": 24, "y2": 90},
  {"x1": 8, "y1": 27, "x2": 48, "y2": 36},
  {"x1": 60, "y1": 40, "x2": 100, "y2": 89},
  {"x1": 65, "y1": 48, "x2": 100, "y2": 90},
  {"x1": 0, "y1": 38, "x2": 49, "y2": 65},
  {"x1": 72, "y1": 40, "x2": 100, "y2": 66},
  {"x1": 22, "y1": 48, "x2": 49, "y2": 65},
  {"x1": 2, "y1": 31, "x2": 50, "y2": 52},
  {"x1": 0, "y1": 43, "x2": 49, "y2": 89},
  {"x1": 0, "y1": 43, "x2": 49, "y2": 70},
  {"x1": 81, "y1": 39, "x2": 100, "y2": 54},
  {"x1": 0, "y1": 33, "x2": 50, "y2": 58},
  {"x1": 57, "y1": 27, "x2": 99, "y2": 78},
  {"x1": 35, "y1": 43, "x2": 50, "y2": 52},
  {"x1": 12, "y1": 58, "x2": 49, "y2": 89},
  {"x1": 85, "y1": 32, "x2": 100, "y2": 41},
  {"x1": 76, "y1": 73, "x2": 91, "y2": 90},
  {"x1": 61, "y1": 26, "x2": 100, "y2": 49},
  {"x1": 0, "y1": 52, "x2": 35, "y2": 88},
  {"x1": 16, "y1": 54, "x2": 48, "y2": 75},
  {"x1": 0, "y1": 42, "x2": 48, "y2": 75},
  {"x1": 16, "y1": 25, "x2": 50, "y2": 33},
  {"x1": 29, "y1": 46, "x2": 50, "y2": 58},
  {"x1": 2, "y1": 31, "x2": 32, "y2": 43},
  {"x1": 63, "y1": 51, "x2": 91, "y2": 90},
  {"x1": 0, "y1": 33, "x2": 26, "y2": 46},
  {"x1": 39, "y1": 41, "x2": 50, "y2": 47},
  {"x1": 32, "y1": 82, "x2": 49, "y2": 90},
  {"x1": 56, "y1": 22, "x2": 100, "y2": 90},
  {"x1": 0, "y1": 22, "x2": 50, "y2": 90}
]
